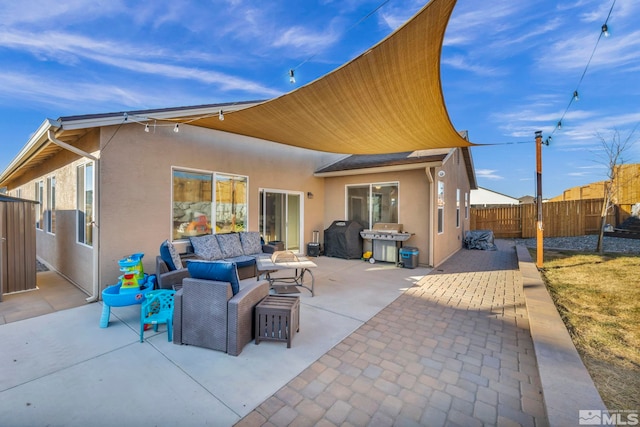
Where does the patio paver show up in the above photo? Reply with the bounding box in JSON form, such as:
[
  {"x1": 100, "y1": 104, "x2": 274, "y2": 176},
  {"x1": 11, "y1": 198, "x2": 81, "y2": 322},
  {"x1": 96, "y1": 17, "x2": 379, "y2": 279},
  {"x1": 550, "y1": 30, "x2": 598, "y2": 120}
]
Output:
[{"x1": 237, "y1": 240, "x2": 549, "y2": 427}]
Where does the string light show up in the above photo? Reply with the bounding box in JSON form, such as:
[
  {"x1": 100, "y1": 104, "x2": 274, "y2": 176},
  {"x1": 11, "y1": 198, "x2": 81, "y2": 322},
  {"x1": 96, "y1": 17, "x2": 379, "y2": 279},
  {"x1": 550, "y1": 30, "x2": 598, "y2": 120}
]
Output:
[
  {"x1": 548, "y1": 0, "x2": 615, "y2": 139},
  {"x1": 144, "y1": 124, "x2": 149, "y2": 132},
  {"x1": 289, "y1": 69, "x2": 296, "y2": 84},
  {"x1": 173, "y1": 124, "x2": 179, "y2": 133},
  {"x1": 218, "y1": 110, "x2": 224, "y2": 121}
]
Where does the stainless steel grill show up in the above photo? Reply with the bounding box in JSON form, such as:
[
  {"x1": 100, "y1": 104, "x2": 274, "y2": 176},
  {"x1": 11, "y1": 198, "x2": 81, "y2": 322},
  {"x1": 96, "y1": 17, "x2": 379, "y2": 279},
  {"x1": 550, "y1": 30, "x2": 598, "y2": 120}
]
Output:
[{"x1": 360, "y1": 223, "x2": 413, "y2": 265}]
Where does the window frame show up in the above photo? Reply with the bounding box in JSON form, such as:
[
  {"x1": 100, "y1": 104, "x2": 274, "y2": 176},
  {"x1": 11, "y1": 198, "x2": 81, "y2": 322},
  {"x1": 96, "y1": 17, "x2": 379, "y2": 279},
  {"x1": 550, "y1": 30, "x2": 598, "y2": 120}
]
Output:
[
  {"x1": 345, "y1": 181, "x2": 399, "y2": 228},
  {"x1": 47, "y1": 176, "x2": 56, "y2": 235},
  {"x1": 437, "y1": 180, "x2": 444, "y2": 234},
  {"x1": 77, "y1": 162, "x2": 94, "y2": 247},
  {"x1": 35, "y1": 180, "x2": 44, "y2": 230},
  {"x1": 171, "y1": 167, "x2": 249, "y2": 241},
  {"x1": 456, "y1": 188, "x2": 461, "y2": 228}
]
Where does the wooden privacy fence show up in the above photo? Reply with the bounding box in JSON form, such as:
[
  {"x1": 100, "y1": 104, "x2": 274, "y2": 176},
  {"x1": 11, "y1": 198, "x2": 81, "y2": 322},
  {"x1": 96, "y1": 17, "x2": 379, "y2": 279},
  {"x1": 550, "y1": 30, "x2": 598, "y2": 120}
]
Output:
[{"x1": 471, "y1": 199, "x2": 615, "y2": 238}]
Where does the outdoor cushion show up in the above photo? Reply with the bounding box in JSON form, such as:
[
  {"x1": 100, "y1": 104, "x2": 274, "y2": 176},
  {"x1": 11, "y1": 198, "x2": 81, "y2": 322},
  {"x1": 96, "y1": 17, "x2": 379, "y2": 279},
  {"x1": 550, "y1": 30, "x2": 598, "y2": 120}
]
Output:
[
  {"x1": 215, "y1": 233, "x2": 244, "y2": 258},
  {"x1": 190, "y1": 234, "x2": 223, "y2": 260},
  {"x1": 239, "y1": 231, "x2": 263, "y2": 255},
  {"x1": 224, "y1": 255, "x2": 255, "y2": 270},
  {"x1": 160, "y1": 239, "x2": 182, "y2": 271},
  {"x1": 186, "y1": 260, "x2": 240, "y2": 295}
]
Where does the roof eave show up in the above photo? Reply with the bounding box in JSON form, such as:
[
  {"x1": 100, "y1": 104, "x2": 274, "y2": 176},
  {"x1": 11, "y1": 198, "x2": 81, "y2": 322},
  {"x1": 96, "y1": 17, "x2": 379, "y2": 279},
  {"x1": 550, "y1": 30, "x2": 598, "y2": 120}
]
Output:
[
  {"x1": 314, "y1": 161, "x2": 444, "y2": 177},
  {"x1": 0, "y1": 119, "x2": 60, "y2": 186},
  {"x1": 60, "y1": 102, "x2": 262, "y2": 131}
]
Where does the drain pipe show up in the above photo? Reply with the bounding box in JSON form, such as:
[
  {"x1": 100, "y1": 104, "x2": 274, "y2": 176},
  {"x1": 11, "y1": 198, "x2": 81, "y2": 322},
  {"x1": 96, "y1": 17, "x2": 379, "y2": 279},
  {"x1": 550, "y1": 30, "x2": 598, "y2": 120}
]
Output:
[{"x1": 47, "y1": 130, "x2": 101, "y2": 302}]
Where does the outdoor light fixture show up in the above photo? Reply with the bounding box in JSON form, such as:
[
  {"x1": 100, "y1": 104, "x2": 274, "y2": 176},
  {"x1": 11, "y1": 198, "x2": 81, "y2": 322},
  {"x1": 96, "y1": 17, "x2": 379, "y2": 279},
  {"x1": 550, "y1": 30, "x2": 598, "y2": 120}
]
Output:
[
  {"x1": 602, "y1": 24, "x2": 610, "y2": 37},
  {"x1": 289, "y1": 69, "x2": 296, "y2": 84},
  {"x1": 573, "y1": 90, "x2": 579, "y2": 101},
  {"x1": 218, "y1": 110, "x2": 224, "y2": 121},
  {"x1": 173, "y1": 124, "x2": 179, "y2": 133},
  {"x1": 557, "y1": 120, "x2": 562, "y2": 130},
  {"x1": 144, "y1": 124, "x2": 149, "y2": 133}
]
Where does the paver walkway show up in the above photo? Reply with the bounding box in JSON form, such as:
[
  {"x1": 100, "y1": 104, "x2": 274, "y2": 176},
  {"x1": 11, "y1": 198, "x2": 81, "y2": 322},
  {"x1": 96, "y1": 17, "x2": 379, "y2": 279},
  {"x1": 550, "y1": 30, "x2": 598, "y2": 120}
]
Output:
[{"x1": 237, "y1": 240, "x2": 548, "y2": 426}]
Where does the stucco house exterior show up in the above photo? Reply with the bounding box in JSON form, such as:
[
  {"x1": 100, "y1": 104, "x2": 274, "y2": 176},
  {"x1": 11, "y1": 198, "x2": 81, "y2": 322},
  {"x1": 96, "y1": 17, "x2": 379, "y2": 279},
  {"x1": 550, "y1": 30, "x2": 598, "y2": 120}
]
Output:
[{"x1": 0, "y1": 103, "x2": 476, "y2": 301}]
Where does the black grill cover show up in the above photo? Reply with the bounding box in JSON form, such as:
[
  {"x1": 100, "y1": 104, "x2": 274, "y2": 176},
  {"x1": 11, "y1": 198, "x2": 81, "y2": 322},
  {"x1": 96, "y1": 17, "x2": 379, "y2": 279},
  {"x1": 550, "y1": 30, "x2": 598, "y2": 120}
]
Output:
[
  {"x1": 464, "y1": 230, "x2": 497, "y2": 251},
  {"x1": 324, "y1": 220, "x2": 364, "y2": 259}
]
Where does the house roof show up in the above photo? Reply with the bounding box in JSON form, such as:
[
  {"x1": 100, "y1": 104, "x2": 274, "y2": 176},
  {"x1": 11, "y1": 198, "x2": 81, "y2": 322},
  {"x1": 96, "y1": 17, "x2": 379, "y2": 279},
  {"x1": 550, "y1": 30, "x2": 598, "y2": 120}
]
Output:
[
  {"x1": 174, "y1": 0, "x2": 470, "y2": 154},
  {"x1": 314, "y1": 146, "x2": 477, "y2": 190},
  {"x1": 470, "y1": 187, "x2": 520, "y2": 205},
  {"x1": 0, "y1": 102, "x2": 260, "y2": 186}
]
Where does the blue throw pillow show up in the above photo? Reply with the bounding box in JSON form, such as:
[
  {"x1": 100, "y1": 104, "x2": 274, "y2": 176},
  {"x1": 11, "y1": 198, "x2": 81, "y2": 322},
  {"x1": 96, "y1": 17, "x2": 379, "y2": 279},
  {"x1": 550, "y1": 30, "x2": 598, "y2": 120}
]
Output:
[
  {"x1": 186, "y1": 260, "x2": 240, "y2": 295},
  {"x1": 160, "y1": 239, "x2": 182, "y2": 271}
]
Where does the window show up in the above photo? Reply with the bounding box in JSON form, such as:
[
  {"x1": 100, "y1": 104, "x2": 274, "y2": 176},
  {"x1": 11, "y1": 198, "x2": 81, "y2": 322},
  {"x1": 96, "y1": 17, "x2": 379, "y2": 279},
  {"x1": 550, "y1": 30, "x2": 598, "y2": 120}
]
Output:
[
  {"x1": 215, "y1": 173, "x2": 248, "y2": 233},
  {"x1": 172, "y1": 169, "x2": 248, "y2": 239},
  {"x1": 456, "y1": 189, "x2": 461, "y2": 228},
  {"x1": 465, "y1": 192, "x2": 469, "y2": 219},
  {"x1": 437, "y1": 181, "x2": 444, "y2": 234},
  {"x1": 346, "y1": 182, "x2": 398, "y2": 228},
  {"x1": 47, "y1": 176, "x2": 56, "y2": 234},
  {"x1": 35, "y1": 180, "x2": 43, "y2": 230},
  {"x1": 172, "y1": 169, "x2": 213, "y2": 240},
  {"x1": 77, "y1": 163, "x2": 94, "y2": 246}
]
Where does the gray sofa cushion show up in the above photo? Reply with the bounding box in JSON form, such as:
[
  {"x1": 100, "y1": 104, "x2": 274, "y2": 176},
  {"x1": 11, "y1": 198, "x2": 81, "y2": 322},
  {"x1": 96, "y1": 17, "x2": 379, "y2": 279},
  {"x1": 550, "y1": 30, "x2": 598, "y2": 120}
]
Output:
[
  {"x1": 216, "y1": 233, "x2": 244, "y2": 258},
  {"x1": 190, "y1": 234, "x2": 223, "y2": 260},
  {"x1": 240, "y1": 231, "x2": 263, "y2": 255}
]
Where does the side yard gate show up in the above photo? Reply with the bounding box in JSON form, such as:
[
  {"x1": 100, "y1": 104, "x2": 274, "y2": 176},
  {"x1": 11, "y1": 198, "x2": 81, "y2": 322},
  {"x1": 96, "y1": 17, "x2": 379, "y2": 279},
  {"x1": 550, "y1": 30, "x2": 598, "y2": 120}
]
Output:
[
  {"x1": 471, "y1": 199, "x2": 615, "y2": 239},
  {"x1": 0, "y1": 195, "x2": 37, "y2": 301}
]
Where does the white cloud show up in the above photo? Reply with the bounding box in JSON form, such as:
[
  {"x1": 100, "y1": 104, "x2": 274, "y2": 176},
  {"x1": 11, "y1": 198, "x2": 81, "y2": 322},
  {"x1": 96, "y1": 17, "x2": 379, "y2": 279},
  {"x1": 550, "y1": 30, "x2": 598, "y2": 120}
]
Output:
[
  {"x1": 272, "y1": 23, "x2": 341, "y2": 53},
  {"x1": 476, "y1": 169, "x2": 504, "y2": 180}
]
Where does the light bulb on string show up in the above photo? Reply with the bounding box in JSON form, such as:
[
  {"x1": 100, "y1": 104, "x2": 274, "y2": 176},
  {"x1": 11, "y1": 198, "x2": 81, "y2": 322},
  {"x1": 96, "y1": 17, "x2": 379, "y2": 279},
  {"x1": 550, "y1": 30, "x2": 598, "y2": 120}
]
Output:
[
  {"x1": 602, "y1": 24, "x2": 610, "y2": 38},
  {"x1": 173, "y1": 124, "x2": 179, "y2": 133},
  {"x1": 289, "y1": 69, "x2": 296, "y2": 84},
  {"x1": 557, "y1": 121, "x2": 562, "y2": 130},
  {"x1": 218, "y1": 110, "x2": 224, "y2": 121},
  {"x1": 573, "y1": 90, "x2": 579, "y2": 101},
  {"x1": 144, "y1": 124, "x2": 149, "y2": 133}
]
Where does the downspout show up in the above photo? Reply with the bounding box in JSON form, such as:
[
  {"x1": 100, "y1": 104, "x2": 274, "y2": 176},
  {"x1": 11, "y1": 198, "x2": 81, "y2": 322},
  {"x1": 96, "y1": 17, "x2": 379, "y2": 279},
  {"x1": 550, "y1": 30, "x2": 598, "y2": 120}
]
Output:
[
  {"x1": 47, "y1": 130, "x2": 101, "y2": 303},
  {"x1": 425, "y1": 167, "x2": 435, "y2": 267}
]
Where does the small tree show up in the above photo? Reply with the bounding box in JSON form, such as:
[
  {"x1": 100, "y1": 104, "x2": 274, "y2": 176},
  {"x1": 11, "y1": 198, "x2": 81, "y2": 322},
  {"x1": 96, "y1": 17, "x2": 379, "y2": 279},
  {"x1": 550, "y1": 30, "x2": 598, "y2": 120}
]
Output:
[{"x1": 595, "y1": 128, "x2": 638, "y2": 253}]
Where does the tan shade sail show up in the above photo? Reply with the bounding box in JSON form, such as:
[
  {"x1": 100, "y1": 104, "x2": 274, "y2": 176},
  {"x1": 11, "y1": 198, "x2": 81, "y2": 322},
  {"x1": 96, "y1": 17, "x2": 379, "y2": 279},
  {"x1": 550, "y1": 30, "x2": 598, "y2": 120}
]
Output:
[{"x1": 180, "y1": 0, "x2": 468, "y2": 154}]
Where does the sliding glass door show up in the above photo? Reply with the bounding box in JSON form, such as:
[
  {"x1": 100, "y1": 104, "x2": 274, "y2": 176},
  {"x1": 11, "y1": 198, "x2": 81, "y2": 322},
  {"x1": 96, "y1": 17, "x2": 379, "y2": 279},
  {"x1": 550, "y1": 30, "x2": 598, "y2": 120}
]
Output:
[{"x1": 260, "y1": 189, "x2": 303, "y2": 253}]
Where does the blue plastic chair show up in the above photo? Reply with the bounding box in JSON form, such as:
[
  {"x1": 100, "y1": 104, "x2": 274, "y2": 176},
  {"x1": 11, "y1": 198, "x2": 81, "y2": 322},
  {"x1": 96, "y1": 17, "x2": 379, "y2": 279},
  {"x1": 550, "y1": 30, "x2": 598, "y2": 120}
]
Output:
[{"x1": 140, "y1": 290, "x2": 175, "y2": 342}]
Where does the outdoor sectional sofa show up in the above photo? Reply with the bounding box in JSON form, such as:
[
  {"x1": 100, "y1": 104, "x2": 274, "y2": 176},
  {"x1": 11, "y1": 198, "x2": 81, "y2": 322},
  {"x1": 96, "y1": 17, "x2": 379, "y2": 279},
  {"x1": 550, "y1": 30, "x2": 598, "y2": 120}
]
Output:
[{"x1": 156, "y1": 231, "x2": 278, "y2": 289}]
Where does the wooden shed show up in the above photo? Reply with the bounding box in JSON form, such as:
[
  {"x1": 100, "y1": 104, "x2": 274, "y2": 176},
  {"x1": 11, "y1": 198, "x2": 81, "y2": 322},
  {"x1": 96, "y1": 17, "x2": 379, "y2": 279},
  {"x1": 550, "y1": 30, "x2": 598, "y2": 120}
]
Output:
[{"x1": 0, "y1": 195, "x2": 37, "y2": 301}]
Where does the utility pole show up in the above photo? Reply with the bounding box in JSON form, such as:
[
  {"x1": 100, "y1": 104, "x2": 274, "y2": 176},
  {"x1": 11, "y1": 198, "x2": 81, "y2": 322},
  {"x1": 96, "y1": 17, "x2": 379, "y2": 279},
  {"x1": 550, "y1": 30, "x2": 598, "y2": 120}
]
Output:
[{"x1": 535, "y1": 131, "x2": 544, "y2": 268}]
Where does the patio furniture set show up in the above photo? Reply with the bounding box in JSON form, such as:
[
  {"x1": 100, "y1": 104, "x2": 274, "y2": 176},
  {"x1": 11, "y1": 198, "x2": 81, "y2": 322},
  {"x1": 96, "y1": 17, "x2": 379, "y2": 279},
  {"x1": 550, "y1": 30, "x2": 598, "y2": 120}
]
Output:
[{"x1": 139, "y1": 232, "x2": 315, "y2": 355}]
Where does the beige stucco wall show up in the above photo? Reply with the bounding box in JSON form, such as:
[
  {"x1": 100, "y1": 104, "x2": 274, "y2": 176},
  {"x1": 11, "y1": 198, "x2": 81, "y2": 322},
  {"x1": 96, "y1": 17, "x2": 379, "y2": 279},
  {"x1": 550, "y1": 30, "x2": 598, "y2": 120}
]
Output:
[
  {"x1": 431, "y1": 149, "x2": 472, "y2": 267},
  {"x1": 323, "y1": 169, "x2": 432, "y2": 266},
  {"x1": 97, "y1": 123, "x2": 336, "y2": 287},
  {"x1": 10, "y1": 130, "x2": 100, "y2": 295}
]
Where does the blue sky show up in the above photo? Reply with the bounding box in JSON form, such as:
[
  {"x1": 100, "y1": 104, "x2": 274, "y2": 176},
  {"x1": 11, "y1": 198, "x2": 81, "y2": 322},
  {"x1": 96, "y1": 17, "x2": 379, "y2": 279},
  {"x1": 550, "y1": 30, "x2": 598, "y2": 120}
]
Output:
[{"x1": 0, "y1": 0, "x2": 638, "y2": 198}]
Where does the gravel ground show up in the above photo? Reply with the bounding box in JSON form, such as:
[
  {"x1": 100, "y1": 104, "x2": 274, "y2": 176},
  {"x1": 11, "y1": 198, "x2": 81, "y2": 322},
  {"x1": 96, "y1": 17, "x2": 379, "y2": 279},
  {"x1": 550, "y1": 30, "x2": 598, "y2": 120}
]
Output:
[{"x1": 511, "y1": 235, "x2": 640, "y2": 254}]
